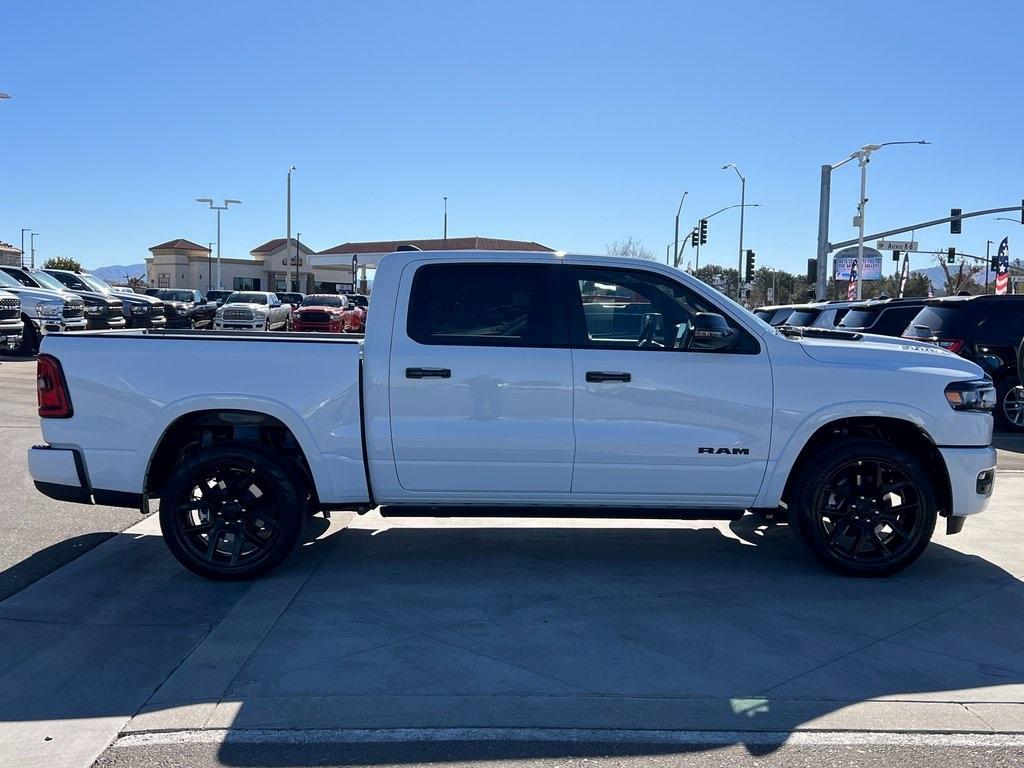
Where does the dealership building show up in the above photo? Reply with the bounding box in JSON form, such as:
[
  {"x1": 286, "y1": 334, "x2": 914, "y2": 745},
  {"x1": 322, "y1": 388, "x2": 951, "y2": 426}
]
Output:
[{"x1": 147, "y1": 236, "x2": 555, "y2": 293}]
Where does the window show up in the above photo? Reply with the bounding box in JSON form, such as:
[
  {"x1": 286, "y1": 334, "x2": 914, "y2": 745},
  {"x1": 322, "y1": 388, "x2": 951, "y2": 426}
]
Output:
[
  {"x1": 232, "y1": 277, "x2": 261, "y2": 291},
  {"x1": 569, "y1": 266, "x2": 758, "y2": 353},
  {"x1": 407, "y1": 263, "x2": 561, "y2": 347}
]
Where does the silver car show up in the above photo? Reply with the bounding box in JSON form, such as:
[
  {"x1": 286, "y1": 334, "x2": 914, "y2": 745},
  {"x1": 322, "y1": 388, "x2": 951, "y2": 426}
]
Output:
[{"x1": 213, "y1": 291, "x2": 292, "y2": 331}]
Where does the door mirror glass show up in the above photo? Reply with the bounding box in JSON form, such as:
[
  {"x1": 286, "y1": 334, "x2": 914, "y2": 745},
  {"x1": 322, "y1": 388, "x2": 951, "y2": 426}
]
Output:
[{"x1": 686, "y1": 312, "x2": 736, "y2": 352}]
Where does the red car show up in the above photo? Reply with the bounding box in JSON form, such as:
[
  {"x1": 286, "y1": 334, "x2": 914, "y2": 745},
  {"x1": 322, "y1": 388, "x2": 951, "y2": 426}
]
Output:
[
  {"x1": 343, "y1": 294, "x2": 368, "y2": 333},
  {"x1": 292, "y1": 294, "x2": 349, "y2": 332}
]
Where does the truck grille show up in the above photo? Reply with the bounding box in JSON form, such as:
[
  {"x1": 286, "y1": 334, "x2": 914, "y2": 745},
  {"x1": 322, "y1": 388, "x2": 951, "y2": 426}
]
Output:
[
  {"x1": 63, "y1": 298, "x2": 85, "y2": 320},
  {"x1": 107, "y1": 301, "x2": 123, "y2": 318},
  {"x1": 223, "y1": 309, "x2": 254, "y2": 322},
  {"x1": 0, "y1": 297, "x2": 20, "y2": 321},
  {"x1": 151, "y1": 304, "x2": 165, "y2": 317},
  {"x1": 299, "y1": 311, "x2": 333, "y2": 324}
]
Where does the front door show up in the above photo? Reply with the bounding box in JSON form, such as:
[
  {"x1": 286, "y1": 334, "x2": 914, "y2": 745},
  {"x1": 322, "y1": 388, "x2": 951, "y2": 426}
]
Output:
[
  {"x1": 388, "y1": 261, "x2": 574, "y2": 495},
  {"x1": 566, "y1": 265, "x2": 773, "y2": 506}
]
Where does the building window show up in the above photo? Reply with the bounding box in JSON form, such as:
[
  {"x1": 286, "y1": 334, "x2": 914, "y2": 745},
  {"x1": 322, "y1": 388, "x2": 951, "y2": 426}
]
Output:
[
  {"x1": 233, "y1": 277, "x2": 261, "y2": 291},
  {"x1": 275, "y1": 278, "x2": 287, "y2": 293},
  {"x1": 158, "y1": 273, "x2": 170, "y2": 288}
]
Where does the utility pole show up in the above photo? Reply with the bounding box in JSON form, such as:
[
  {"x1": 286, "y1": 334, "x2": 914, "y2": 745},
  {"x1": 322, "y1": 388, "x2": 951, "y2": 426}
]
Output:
[
  {"x1": 20, "y1": 228, "x2": 30, "y2": 268},
  {"x1": 673, "y1": 191, "x2": 688, "y2": 266},
  {"x1": 443, "y1": 195, "x2": 448, "y2": 240},
  {"x1": 295, "y1": 232, "x2": 302, "y2": 292},
  {"x1": 30, "y1": 232, "x2": 39, "y2": 268},
  {"x1": 722, "y1": 164, "x2": 746, "y2": 299},
  {"x1": 208, "y1": 242, "x2": 214, "y2": 289},
  {"x1": 815, "y1": 164, "x2": 831, "y2": 300},
  {"x1": 986, "y1": 239, "x2": 994, "y2": 294},
  {"x1": 287, "y1": 166, "x2": 296, "y2": 292},
  {"x1": 855, "y1": 152, "x2": 869, "y2": 300}
]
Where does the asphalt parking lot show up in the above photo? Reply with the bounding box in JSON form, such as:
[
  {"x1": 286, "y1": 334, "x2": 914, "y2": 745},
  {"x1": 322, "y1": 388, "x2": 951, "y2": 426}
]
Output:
[{"x1": 1, "y1": 358, "x2": 1023, "y2": 767}]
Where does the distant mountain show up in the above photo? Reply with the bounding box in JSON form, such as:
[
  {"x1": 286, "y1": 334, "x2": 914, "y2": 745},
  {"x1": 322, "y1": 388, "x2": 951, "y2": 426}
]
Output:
[
  {"x1": 89, "y1": 263, "x2": 146, "y2": 282},
  {"x1": 912, "y1": 264, "x2": 985, "y2": 295}
]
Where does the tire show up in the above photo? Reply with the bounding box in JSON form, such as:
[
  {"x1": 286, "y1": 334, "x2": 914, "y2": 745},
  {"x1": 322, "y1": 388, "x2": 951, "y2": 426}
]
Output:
[
  {"x1": 285, "y1": 316, "x2": 293, "y2": 332},
  {"x1": 16, "y1": 318, "x2": 39, "y2": 356},
  {"x1": 158, "y1": 444, "x2": 306, "y2": 580},
  {"x1": 996, "y1": 376, "x2": 1024, "y2": 433},
  {"x1": 789, "y1": 439, "x2": 937, "y2": 577},
  {"x1": 264, "y1": 320, "x2": 271, "y2": 332},
  {"x1": 189, "y1": 319, "x2": 197, "y2": 330}
]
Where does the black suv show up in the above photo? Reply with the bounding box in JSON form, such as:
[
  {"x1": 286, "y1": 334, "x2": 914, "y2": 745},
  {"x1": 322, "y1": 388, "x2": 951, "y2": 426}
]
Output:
[
  {"x1": 783, "y1": 300, "x2": 862, "y2": 329},
  {"x1": 151, "y1": 289, "x2": 216, "y2": 329},
  {"x1": 903, "y1": 295, "x2": 1024, "y2": 431},
  {"x1": 45, "y1": 270, "x2": 166, "y2": 328},
  {"x1": 0, "y1": 266, "x2": 127, "y2": 330},
  {"x1": 837, "y1": 297, "x2": 929, "y2": 337}
]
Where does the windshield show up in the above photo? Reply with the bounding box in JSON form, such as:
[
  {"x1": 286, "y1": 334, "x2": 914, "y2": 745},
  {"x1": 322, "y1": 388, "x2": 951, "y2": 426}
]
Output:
[
  {"x1": 683, "y1": 270, "x2": 775, "y2": 335},
  {"x1": 225, "y1": 292, "x2": 266, "y2": 305},
  {"x1": 302, "y1": 295, "x2": 343, "y2": 308},
  {"x1": 77, "y1": 273, "x2": 113, "y2": 293},
  {"x1": 0, "y1": 270, "x2": 23, "y2": 289},
  {"x1": 28, "y1": 270, "x2": 69, "y2": 292},
  {"x1": 839, "y1": 308, "x2": 879, "y2": 328},
  {"x1": 786, "y1": 309, "x2": 821, "y2": 327},
  {"x1": 903, "y1": 306, "x2": 964, "y2": 338},
  {"x1": 155, "y1": 290, "x2": 195, "y2": 302}
]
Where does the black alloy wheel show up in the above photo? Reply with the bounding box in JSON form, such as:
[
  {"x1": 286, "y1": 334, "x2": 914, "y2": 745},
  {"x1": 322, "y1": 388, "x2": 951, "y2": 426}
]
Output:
[
  {"x1": 791, "y1": 439, "x2": 937, "y2": 576},
  {"x1": 996, "y1": 377, "x2": 1024, "y2": 433},
  {"x1": 159, "y1": 445, "x2": 305, "y2": 580}
]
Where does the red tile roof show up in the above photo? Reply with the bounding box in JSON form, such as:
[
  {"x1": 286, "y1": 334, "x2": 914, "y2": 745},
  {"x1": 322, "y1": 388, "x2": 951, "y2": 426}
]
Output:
[
  {"x1": 252, "y1": 238, "x2": 315, "y2": 254},
  {"x1": 317, "y1": 236, "x2": 555, "y2": 255},
  {"x1": 149, "y1": 239, "x2": 210, "y2": 252}
]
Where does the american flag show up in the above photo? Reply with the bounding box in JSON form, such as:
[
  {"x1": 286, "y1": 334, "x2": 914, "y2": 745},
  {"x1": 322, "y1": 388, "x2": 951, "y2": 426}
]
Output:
[
  {"x1": 995, "y1": 237, "x2": 1010, "y2": 295},
  {"x1": 847, "y1": 257, "x2": 858, "y2": 300}
]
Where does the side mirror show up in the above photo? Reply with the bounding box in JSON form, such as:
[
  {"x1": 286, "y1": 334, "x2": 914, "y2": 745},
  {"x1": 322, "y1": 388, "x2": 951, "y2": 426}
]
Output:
[
  {"x1": 196, "y1": 297, "x2": 206, "y2": 305},
  {"x1": 689, "y1": 312, "x2": 736, "y2": 352}
]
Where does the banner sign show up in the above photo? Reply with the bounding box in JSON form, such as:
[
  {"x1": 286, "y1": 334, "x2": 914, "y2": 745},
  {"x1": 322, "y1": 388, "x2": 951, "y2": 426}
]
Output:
[{"x1": 833, "y1": 246, "x2": 882, "y2": 280}]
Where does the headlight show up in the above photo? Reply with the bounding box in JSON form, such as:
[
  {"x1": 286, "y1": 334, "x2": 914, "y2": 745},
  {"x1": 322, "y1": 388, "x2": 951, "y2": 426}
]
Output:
[
  {"x1": 131, "y1": 305, "x2": 149, "y2": 315},
  {"x1": 945, "y1": 380, "x2": 997, "y2": 412},
  {"x1": 85, "y1": 305, "x2": 103, "y2": 315},
  {"x1": 36, "y1": 302, "x2": 64, "y2": 318},
  {"x1": 252, "y1": 311, "x2": 267, "y2": 319}
]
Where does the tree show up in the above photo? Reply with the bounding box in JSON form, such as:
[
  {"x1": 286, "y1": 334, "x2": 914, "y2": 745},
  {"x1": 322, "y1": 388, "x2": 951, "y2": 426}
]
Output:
[
  {"x1": 43, "y1": 256, "x2": 83, "y2": 272},
  {"x1": 693, "y1": 264, "x2": 741, "y2": 299},
  {"x1": 605, "y1": 237, "x2": 655, "y2": 261},
  {"x1": 936, "y1": 256, "x2": 983, "y2": 296},
  {"x1": 124, "y1": 274, "x2": 146, "y2": 292}
]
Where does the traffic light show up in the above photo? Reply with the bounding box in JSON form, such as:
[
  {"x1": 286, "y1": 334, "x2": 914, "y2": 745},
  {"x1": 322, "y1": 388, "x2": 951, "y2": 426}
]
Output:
[
  {"x1": 806, "y1": 257, "x2": 817, "y2": 283},
  {"x1": 950, "y1": 208, "x2": 962, "y2": 234},
  {"x1": 699, "y1": 218, "x2": 708, "y2": 246},
  {"x1": 947, "y1": 247, "x2": 956, "y2": 264},
  {"x1": 893, "y1": 250, "x2": 901, "y2": 261},
  {"x1": 745, "y1": 249, "x2": 755, "y2": 279},
  {"x1": 690, "y1": 229, "x2": 698, "y2": 247}
]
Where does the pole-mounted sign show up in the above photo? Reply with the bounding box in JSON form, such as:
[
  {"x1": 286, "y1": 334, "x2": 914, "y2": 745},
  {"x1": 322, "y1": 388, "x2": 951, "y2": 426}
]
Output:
[{"x1": 876, "y1": 240, "x2": 918, "y2": 252}]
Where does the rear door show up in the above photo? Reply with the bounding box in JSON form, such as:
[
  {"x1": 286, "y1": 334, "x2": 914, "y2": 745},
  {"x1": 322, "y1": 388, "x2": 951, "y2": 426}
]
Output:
[
  {"x1": 388, "y1": 261, "x2": 574, "y2": 494},
  {"x1": 565, "y1": 264, "x2": 773, "y2": 506}
]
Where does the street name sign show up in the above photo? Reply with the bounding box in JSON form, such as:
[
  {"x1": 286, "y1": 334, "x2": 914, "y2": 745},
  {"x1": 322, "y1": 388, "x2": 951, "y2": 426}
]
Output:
[{"x1": 877, "y1": 240, "x2": 918, "y2": 252}]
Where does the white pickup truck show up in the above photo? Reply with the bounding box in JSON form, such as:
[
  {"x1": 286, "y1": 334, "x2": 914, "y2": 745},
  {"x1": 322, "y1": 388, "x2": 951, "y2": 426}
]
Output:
[{"x1": 29, "y1": 250, "x2": 997, "y2": 579}]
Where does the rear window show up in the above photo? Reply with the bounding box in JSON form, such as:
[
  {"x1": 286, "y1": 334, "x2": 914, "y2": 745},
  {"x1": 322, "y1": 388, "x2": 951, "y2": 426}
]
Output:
[
  {"x1": 839, "y1": 308, "x2": 879, "y2": 329},
  {"x1": 407, "y1": 263, "x2": 558, "y2": 347},
  {"x1": 903, "y1": 306, "x2": 964, "y2": 338},
  {"x1": 874, "y1": 306, "x2": 924, "y2": 336},
  {"x1": 786, "y1": 309, "x2": 820, "y2": 327}
]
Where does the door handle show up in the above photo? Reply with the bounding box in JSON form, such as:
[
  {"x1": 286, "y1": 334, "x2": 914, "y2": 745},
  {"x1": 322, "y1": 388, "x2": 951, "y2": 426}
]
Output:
[
  {"x1": 406, "y1": 367, "x2": 452, "y2": 379},
  {"x1": 586, "y1": 371, "x2": 631, "y2": 383}
]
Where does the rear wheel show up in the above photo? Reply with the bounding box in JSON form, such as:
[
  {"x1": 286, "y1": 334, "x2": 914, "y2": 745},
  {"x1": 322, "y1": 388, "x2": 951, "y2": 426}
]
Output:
[
  {"x1": 790, "y1": 439, "x2": 937, "y2": 577},
  {"x1": 158, "y1": 444, "x2": 306, "y2": 580},
  {"x1": 996, "y1": 377, "x2": 1024, "y2": 433}
]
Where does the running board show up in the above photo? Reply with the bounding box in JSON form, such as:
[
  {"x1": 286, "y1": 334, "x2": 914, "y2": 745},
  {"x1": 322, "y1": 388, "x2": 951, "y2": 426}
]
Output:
[{"x1": 377, "y1": 505, "x2": 745, "y2": 521}]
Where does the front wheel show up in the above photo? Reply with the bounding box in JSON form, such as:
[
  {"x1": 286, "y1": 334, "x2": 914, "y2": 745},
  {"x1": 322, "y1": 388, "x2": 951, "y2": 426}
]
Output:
[
  {"x1": 17, "y1": 318, "x2": 39, "y2": 356},
  {"x1": 158, "y1": 444, "x2": 306, "y2": 580},
  {"x1": 789, "y1": 439, "x2": 937, "y2": 577},
  {"x1": 996, "y1": 378, "x2": 1024, "y2": 433}
]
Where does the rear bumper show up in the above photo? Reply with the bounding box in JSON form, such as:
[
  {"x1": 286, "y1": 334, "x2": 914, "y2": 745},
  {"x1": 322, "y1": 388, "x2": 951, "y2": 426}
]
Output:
[
  {"x1": 28, "y1": 445, "x2": 142, "y2": 508},
  {"x1": 939, "y1": 445, "x2": 996, "y2": 525}
]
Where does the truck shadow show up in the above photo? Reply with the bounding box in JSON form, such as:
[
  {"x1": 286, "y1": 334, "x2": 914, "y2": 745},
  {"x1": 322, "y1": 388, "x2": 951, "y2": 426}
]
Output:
[{"x1": 0, "y1": 515, "x2": 1021, "y2": 765}]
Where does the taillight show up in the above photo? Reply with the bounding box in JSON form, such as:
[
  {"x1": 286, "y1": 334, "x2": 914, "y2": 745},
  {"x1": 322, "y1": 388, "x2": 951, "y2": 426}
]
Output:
[
  {"x1": 937, "y1": 338, "x2": 965, "y2": 354},
  {"x1": 37, "y1": 354, "x2": 73, "y2": 418}
]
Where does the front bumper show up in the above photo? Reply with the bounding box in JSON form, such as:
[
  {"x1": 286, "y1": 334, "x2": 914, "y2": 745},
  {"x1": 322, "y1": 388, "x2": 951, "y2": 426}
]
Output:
[
  {"x1": 214, "y1": 320, "x2": 266, "y2": 331},
  {"x1": 34, "y1": 317, "x2": 89, "y2": 335},
  {"x1": 127, "y1": 315, "x2": 166, "y2": 328},
  {"x1": 294, "y1": 321, "x2": 343, "y2": 333},
  {"x1": 940, "y1": 445, "x2": 997, "y2": 526},
  {"x1": 86, "y1": 315, "x2": 127, "y2": 330},
  {"x1": 0, "y1": 321, "x2": 22, "y2": 349}
]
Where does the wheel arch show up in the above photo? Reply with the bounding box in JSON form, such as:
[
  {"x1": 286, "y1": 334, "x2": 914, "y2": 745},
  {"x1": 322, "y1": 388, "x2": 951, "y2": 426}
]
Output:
[{"x1": 775, "y1": 416, "x2": 952, "y2": 518}]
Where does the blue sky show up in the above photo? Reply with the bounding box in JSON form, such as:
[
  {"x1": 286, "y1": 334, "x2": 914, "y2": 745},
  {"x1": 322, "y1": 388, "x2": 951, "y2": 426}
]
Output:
[{"x1": 2, "y1": 0, "x2": 1022, "y2": 275}]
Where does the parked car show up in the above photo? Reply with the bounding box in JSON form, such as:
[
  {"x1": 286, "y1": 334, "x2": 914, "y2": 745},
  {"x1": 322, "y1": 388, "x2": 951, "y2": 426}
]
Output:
[
  {"x1": 152, "y1": 289, "x2": 216, "y2": 329},
  {"x1": 276, "y1": 292, "x2": 305, "y2": 311},
  {"x1": 753, "y1": 304, "x2": 798, "y2": 326},
  {"x1": 213, "y1": 291, "x2": 291, "y2": 331},
  {"x1": 144, "y1": 288, "x2": 160, "y2": 296},
  {"x1": 343, "y1": 294, "x2": 368, "y2": 332},
  {"x1": 0, "y1": 268, "x2": 87, "y2": 354},
  {"x1": 108, "y1": 285, "x2": 138, "y2": 295},
  {"x1": 0, "y1": 266, "x2": 126, "y2": 332},
  {"x1": 0, "y1": 290, "x2": 23, "y2": 351},
  {"x1": 44, "y1": 269, "x2": 165, "y2": 328},
  {"x1": 903, "y1": 294, "x2": 1024, "y2": 432},
  {"x1": 205, "y1": 290, "x2": 233, "y2": 307},
  {"x1": 292, "y1": 294, "x2": 348, "y2": 332},
  {"x1": 837, "y1": 297, "x2": 928, "y2": 337},
  {"x1": 31, "y1": 250, "x2": 996, "y2": 581}
]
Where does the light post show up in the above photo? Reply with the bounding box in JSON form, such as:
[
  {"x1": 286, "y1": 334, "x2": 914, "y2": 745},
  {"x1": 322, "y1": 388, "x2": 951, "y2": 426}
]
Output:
[
  {"x1": 195, "y1": 198, "x2": 242, "y2": 289},
  {"x1": 20, "y1": 229, "x2": 31, "y2": 268},
  {"x1": 721, "y1": 164, "x2": 746, "y2": 298},
  {"x1": 815, "y1": 140, "x2": 929, "y2": 300},
  {"x1": 673, "y1": 191, "x2": 688, "y2": 266},
  {"x1": 351, "y1": 254, "x2": 359, "y2": 293},
  {"x1": 443, "y1": 195, "x2": 448, "y2": 240},
  {"x1": 295, "y1": 232, "x2": 302, "y2": 292},
  {"x1": 207, "y1": 241, "x2": 214, "y2": 289},
  {"x1": 30, "y1": 232, "x2": 39, "y2": 268},
  {"x1": 286, "y1": 166, "x2": 296, "y2": 291},
  {"x1": 985, "y1": 239, "x2": 995, "y2": 294}
]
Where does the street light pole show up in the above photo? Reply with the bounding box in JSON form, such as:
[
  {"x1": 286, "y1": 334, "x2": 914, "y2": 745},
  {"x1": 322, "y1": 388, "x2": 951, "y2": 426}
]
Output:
[
  {"x1": 287, "y1": 166, "x2": 296, "y2": 292},
  {"x1": 722, "y1": 164, "x2": 746, "y2": 298},
  {"x1": 208, "y1": 242, "x2": 214, "y2": 289},
  {"x1": 986, "y1": 239, "x2": 994, "y2": 295},
  {"x1": 30, "y1": 233, "x2": 39, "y2": 268},
  {"x1": 855, "y1": 152, "x2": 869, "y2": 300},
  {"x1": 673, "y1": 191, "x2": 688, "y2": 266},
  {"x1": 195, "y1": 198, "x2": 242, "y2": 289},
  {"x1": 20, "y1": 228, "x2": 30, "y2": 268},
  {"x1": 443, "y1": 195, "x2": 448, "y2": 240}
]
